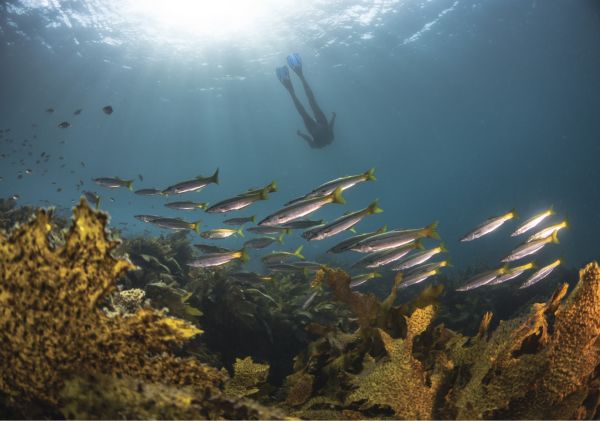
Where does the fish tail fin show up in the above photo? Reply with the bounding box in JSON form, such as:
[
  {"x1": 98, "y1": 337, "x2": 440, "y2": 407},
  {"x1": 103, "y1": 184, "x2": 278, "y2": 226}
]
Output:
[
  {"x1": 414, "y1": 239, "x2": 425, "y2": 250},
  {"x1": 259, "y1": 187, "x2": 270, "y2": 200},
  {"x1": 198, "y1": 202, "x2": 208, "y2": 209},
  {"x1": 529, "y1": 261, "x2": 537, "y2": 270},
  {"x1": 365, "y1": 167, "x2": 376, "y2": 181},
  {"x1": 193, "y1": 221, "x2": 202, "y2": 234},
  {"x1": 239, "y1": 248, "x2": 250, "y2": 263},
  {"x1": 438, "y1": 242, "x2": 448, "y2": 253},
  {"x1": 425, "y1": 221, "x2": 441, "y2": 240},
  {"x1": 268, "y1": 181, "x2": 277, "y2": 192},
  {"x1": 237, "y1": 228, "x2": 244, "y2": 238},
  {"x1": 500, "y1": 264, "x2": 510, "y2": 274},
  {"x1": 210, "y1": 168, "x2": 219, "y2": 184},
  {"x1": 372, "y1": 272, "x2": 382, "y2": 278},
  {"x1": 294, "y1": 245, "x2": 304, "y2": 260},
  {"x1": 367, "y1": 200, "x2": 383, "y2": 214},
  {"x1": 95, "y1": 197, "x2": 101, "y2": 209},
  {"x1": 509, "y1": 208, "x2": 518, "y2": 219},
  {"x1": 277, "y1": 233, "x2": 285, "y2": 244},
  {"x1": 250, "y1": 215, "x2": 256, "y2": 223},
  {"x1": 551, "y1": 231, "x2": 560, "y2": 244},
  {"x1": 562, "y1": 218, "x2": 570, "y2": 229},
  {"x1": 331, "y1": 186, "x2": 345, "y2": 204},
  {"x1": 349, "y1": 227, "x2": 357, "y2": 233},
  {"x1": 126, "y1": 180, "x2": 134, "y2": 190},
  {"x1": 377, "y1": 225, "x2": 388, "y2": 234},
  {"x1": 548, "y1": 205, "x2": 555, "y2": 216},
  {"x1": 444, "y1": 258, "x2": 453, "y2": 268}
]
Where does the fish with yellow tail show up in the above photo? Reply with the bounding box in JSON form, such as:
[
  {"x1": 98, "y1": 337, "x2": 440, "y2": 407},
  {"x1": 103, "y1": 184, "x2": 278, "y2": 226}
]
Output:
[
  {"x1": 187, "y1": 248, "x2": 249, "y2": 268},
  {"x1": 200, "y1": 228, "x2": 244, "y2": 239},
  {"x1": 258, "y1": 187, "x2": 345, "y2": 226},
  {"x1": 148, "y1": 217, "x2": 202, "y2": 233},
  {"x1": 486, "y1": 262, "x2": 536, "y2": 285},
  {"x1": 526, "y1": 220, "x2": 568, "y2": 242},
  {"x1": 456, "y1": 266, "x2": 509, "y2": 292},
  {"x1": 350, "y1": 222, "x2": 439, "y2": 253},
  {"x1": 501, "y1": 232, "x2": 559, "y2": 262},
  {"x1": 392, "y1": 243, "x2": 447, "y2": 271},
  {"x1": 261, "y1": 245, "x2": 304, "y2": 265},
  {"x1": 206, "y1": 184, "x2": 271, "y2": 213},
  {"x1": 461, "y1": 209, "x2": 517, "y2": 242},
  {"x1": 511, "y1": 207, "x2": 554, "y2": 236},
  {"x1": 519, "y1": 259, "x2": 561, "y2": 289},
  {"x1": 349, "y1": 272, "x2": 382, "y2": 288},
  {"x1": 399, "y1": 268, "x2": 440, "y2": 289}
]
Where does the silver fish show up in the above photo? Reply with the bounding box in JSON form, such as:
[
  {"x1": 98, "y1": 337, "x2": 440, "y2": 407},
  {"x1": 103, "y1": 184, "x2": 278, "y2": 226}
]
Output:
[
  {"x1": 519, "y1": 259, "x2": 561, "y2": 289},
  {"x1": 164, "y1": 201, "x2": 208, "y2": 210},
  {"x1": 391, "y1": 244, "x2": 447, "y2": 271},
  {"x1": 501, "y1": 233, "x2": 559, "y2": 262},
  {"x1": 162, "y1": 168, "x2": 219, "y2": 195},
  {"x1": 286, "y1": 168, "x2": 376, "y2": 205},
  {"x1": 302, "y1": 201, "x2": 383, "y2": 241},
  {"x1": 327, "y1": 226, "x2": 388, "y2": 254},
  {"x1": 262, "y1": 246, "x2": 304, "y2": 265},
  {"x1": 230, "y1": 272, "x2": 272, "y2": 282},
  {"x1": 93, "y1": 177, "x2": 134, "y2": 190},
  {"x1": 405, "y1": 261, "x2": 450, "y2": 278},
  {"x1": 293, "y1": 261, "x2": 324, "y2": 269},
  {"x1": 399, "y1": 268, "x2": 440, "y2": 289},
  {"x1": 349, "y1": 272, "x2": 381, "y2": 288},
  {"x1": 350, "y1": 223, "x2": 439, "y2": 253},
  {"x1": 526, "y1": 220, "x2": 568, "y2": 242},
  {"x1": 353, "y1": 241, "x2": 422, "y2": 269},
  {"x1": 206, "y1": 187, "x2": 268, "y2": 213},
  {"x1": 193, "y1": 244, "x2": 232, "y2": 253},
  {"x1": 241, "y1": 181, "x2": 277, "y2": 196},
  {"x1": 187, "y1": 248, "x2": 249, "y2": 268},
  {"x1": 149, "y1": 217, "x2": 202, "y2": 233},
  {"x1": 487, "y1": 262, "x2": 536, "y2": 286},
  {"x1": 200, "y1": 228, "x2": 243, "y2": 239},
  {"x1": 267, "y1": 263, "x2": 305, "y2": 273},
  {"x1": 83, "y1": 191, "x2": 100, "y2": 208},
  {"x1": 247, "y1": 226, "x2": 291, "y2": 235},
  {"x1": 301, "y1": 290, "x2": 319, "y2": 310},
  {"x1": 456, "y1": 266, "x2": 508, "y2": 292},
  {"x1": 223, "y1": 215, "x2": 256, "y2": 226},
  {"x1": 258, "y1": 187, "x2": 345, "y2": 226},
  {"x1": 460, "y1": 209, "x2": 517, "y2": 242},
  {"x1": 511, "y1": 208, "x2": 554, "y2": 236},
  {"x1": 134, "y1": 188, "x2": 163, "y2": 196},
  {"x1": 243, "y1": 236, "x2": 281, "y2": 249}
]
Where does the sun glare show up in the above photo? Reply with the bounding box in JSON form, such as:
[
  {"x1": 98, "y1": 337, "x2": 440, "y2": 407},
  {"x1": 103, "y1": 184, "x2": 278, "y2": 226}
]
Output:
[{"x1": 124, "y1": 0, "x2": 297, "y2": 41}]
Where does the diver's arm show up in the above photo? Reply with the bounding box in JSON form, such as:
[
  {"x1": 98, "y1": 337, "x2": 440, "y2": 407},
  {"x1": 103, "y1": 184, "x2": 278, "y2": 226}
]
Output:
[
  {"x1": 297, "y1": 130, "x2": 316, "y2": 147},
  {"x1": 329, "y1": 112, "x2": 336, "y2": 130}
]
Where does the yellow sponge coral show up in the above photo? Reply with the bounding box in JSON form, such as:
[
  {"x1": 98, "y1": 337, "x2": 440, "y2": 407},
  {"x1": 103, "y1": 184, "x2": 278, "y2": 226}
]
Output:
[{"x1": 0, "y1": 199, "x2": 222, "y2": 410}]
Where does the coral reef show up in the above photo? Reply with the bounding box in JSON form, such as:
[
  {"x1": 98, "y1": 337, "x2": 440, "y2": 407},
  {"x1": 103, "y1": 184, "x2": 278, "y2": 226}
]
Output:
[{"x1": 224, "y1": 356, "x2": 270, "y2": 398}]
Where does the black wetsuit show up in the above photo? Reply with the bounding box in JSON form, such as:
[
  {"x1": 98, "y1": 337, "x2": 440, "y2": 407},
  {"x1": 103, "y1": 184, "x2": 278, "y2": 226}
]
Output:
[{"x1": 282, "y1": 70, "x2": 335, "y2": 149}]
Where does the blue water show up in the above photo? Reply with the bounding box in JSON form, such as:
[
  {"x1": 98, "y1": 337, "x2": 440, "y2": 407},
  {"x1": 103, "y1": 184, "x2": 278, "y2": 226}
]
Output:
[{"x1": 1, "y1": 0, "x2": 599, "y2": 273}]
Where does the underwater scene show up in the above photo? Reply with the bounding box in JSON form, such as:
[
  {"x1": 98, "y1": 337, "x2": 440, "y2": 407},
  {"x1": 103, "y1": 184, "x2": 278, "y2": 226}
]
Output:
[{"x1": 1, "y1": 0, "x2": 600, "y2": 419}]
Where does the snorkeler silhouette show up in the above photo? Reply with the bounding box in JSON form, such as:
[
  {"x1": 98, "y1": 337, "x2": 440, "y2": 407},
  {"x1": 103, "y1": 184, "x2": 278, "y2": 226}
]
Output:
[{"x1": 277, "y1": 53, "x2": 336, "y2": 149}]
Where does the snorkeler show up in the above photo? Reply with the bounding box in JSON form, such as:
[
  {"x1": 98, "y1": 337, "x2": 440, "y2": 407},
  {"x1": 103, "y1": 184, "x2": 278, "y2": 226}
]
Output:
[{"x1": 276, "y1": 53, "x2": 336, "y2": 149}]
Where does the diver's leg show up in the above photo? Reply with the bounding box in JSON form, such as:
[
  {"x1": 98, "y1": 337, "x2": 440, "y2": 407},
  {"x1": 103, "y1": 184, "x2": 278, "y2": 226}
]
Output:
[
  {"x1": 288, "y1": 90, "x2": 318, "y2": 133},
  {"x1": 299, "y1": 75, "x2": 328, "y2": 125}
]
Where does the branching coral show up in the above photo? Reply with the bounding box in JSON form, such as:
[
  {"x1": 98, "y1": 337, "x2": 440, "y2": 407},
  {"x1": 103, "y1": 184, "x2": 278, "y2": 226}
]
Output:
[{"x1": 0, "y1": 199, "x2": 224, "y2": 412}]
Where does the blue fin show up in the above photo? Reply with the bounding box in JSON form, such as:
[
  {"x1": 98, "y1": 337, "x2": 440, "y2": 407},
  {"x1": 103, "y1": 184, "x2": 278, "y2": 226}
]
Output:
[
  {"x1": 276, "y1": 66, "x2": 290, "y2": 83},
  {"x1": 287, "y1": 53, "x2": 302, "y2": 73}
]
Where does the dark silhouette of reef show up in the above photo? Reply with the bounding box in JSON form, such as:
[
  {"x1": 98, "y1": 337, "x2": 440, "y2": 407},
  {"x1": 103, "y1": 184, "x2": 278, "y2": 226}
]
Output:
[{"x1": 0, "y1": 198, "x2": 599, "y2": 419}]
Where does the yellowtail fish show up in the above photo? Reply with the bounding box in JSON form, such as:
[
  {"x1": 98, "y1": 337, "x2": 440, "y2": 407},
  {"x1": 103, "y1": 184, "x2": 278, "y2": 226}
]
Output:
[
  {"x1": 267, "y1": 263, "x2": 306, "y2": 273},
  {"x1": 349, "y1": 272, "x2": 381, "y2": 288},
  {"x1": 501, "y1": 232, "x2": 559, "y2": 262},
  {"x1": 243, "y1": 235, "x2": 282, "y2": 249},
  {"x1": 353, "y1": 241, "x2": 423, "y2": 269},
  {"x1": 149, "y1": 217, "x2": 202, "y2": 233},
  {"x1": 134, "y1": 188, "x2": 163, "y2": 196},
  {"x1": 93, "y1": 177, "x2": 134, "y2": 190},
  {"x1": 456, "y1": 266, "x2": 508, "y2": 292},
  {"x1": 286, "y1": 168, "x2": 376, "y2": 205},
  {"x1": 200, "y1": 228, "x2": 243, "y2": 239},
  {"x1": 519, "y1": 259, "x2": 561, "y2": 289},
  {"x1": 162, "y1": 168, "x2": 219, "y2": 195},
  {"x1": 193, "y1": 244, "x2": 232, "y2": 253},
  {"x1": 223, "y1": 215, "x2": 256, "y2": 226},
  {"x1": 280, "y1": 219, "x2": 324, "y2": 229},
  {"x1": 240, "y1": 181, "x2": 277, "y2": 196},
  {"x1": 392, "y1": 243, "x2": 447, "y2": 271},
  {"x1": 247, "y1": 226, "x2": 291, "y2": 235},
  {"x1": 165, "y1": 201, "x2": 209, "y2": 210},
  {"x1": 206, "y1": 187, "x2": 269, "y2": 213},
  {"x1": 327, "y1": 225, "x2": 388, "y2": 254},
  {"x1": 526, "y1": 220, "x2": 568, "y2": 242},
  {"x1": 399, "y1": 268, "x2": 439, "y2": 289},
  {"x1": 460, "y1": 209, "x2": 517, "y2": 242},
  {"x1": 406, "y1": 260, "x2": 450, "y2": 277},
  {"x1": 262, "y1": 245, "x2": 304, "y2": 265},
  {"x1": 487, "y1": 262, "x2": 536, "y2": 286},
  {"x1": 511, "y1": 207, "x2": 554, "y2": 236},
  {"x1": 302, "y1": 201, "x2": 383, "y2": 241},
  {"x1": 293, "y1": 261, "x2": 324, "y2": 269},
  {"x1": 350, "y1": 223, "x2": 439, "y2": 253},
  {"x1": 187, "y1": 248, "x2": 249, "y2": 268},
  {"x1": 230, "y1": 272, "x2": 273, "y2": 282},
  {"x1": 83, "y1": 191, "x2": 100, "y2": 208},
  {"x1": 258, "y1": 187, "x2": 345, "y2": 226}
]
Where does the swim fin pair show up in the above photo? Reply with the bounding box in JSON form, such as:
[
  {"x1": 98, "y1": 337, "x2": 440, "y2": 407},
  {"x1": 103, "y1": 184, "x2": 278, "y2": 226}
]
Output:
[{"x1": 276, "y1": 53, "x2": 303, "y2": 87}]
